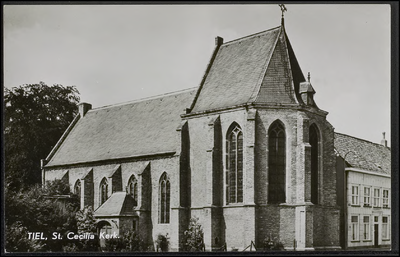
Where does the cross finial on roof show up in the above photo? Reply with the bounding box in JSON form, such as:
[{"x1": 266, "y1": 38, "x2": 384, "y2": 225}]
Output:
[
  {"x1": 279, "y1": 4, "x2": 287, "y2": 18},
  {"x1": 279, "y1": 4, "x2": 287, "y2": 26}
]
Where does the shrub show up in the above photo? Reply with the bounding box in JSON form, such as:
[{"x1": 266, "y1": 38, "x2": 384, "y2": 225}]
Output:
[
  {"x1": 182, "y1": 217, "x2": 205, "y2": 252},
  {"x1": 5, "y1": 222, "x2": 45, "y2": 252},
  {"x1": 155, "y1": 233, "x2": 169, "y2": 252},
  {"x1": 262, "y1": 235, "x2": 284, "y2": 251},
  {"x1": 5, "y1": 182, "x2": 80, "y2": 252},
  {"x1": 103, "y1": 231, "x2": 146, "y2": 252},
  {"x1": 73, "y1": 206, "x2": 99, "y2": 251}
]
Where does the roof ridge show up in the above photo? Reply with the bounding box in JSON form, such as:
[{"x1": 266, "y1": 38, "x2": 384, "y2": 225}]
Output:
[
  {"x1": 222, "y1": 25, "x2": 281, "y2": 46},
  {"x1": 335, "y1": 132, "x2": 385, "y2": 147},
  {"x1": 91, "y1": 86, "x2": 197, "y2": 111}
]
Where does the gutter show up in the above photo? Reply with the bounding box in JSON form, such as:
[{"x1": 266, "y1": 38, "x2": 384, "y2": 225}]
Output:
[
  {"x1": 345, "y1": 168, "x2": 391, "y2": 178},
  {"x1": 44, "y1": 151, "x2": 176, "y2": 169}
]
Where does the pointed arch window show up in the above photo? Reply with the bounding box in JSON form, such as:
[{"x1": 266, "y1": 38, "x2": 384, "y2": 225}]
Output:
[
  {"x1": 159, "y1": 173, "x2": 170, "y2": 223},
  {"x1": 310, "y1": 124, "x2": 319, "y2": 204},
  {"x1": 226, "y1": 124, "x2": 243, "y2": 204},
  {"x1": 100, "y1": 178, "x2": 109, "y2": 205},
  {"x1": 128, "y1": 175, "x2": 138, "y2": 207},
  {"x1": 74, "y1": 180, "x2": 81, "y2": 199},
  {"x1": 268, "y1": 121, "x2": 286, "y2": 204}
]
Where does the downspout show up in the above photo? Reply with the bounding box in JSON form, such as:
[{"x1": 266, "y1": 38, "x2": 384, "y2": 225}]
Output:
[{"x1": 344, "y1": 166, "x2": 348, "y2": 250}]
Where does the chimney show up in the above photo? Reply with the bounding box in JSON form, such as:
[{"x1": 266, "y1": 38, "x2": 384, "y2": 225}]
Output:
[
  {"x1": 381, "y1": 132, "x2": 387, "y2": 147},
  {"x1": 78, "y1": 102, "x2": 92, "y2": 117},
  {"x1": 215, "y1": 36, "x2": 224, "y2": 46}
]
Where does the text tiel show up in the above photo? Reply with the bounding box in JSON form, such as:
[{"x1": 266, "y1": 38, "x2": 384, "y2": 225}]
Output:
[{"x1": 27, "y1": 232, "x2": 97, "y2": 240}]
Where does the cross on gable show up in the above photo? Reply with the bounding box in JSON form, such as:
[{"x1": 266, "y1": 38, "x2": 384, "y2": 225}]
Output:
[{"x1": 279, "y1": 4, "x2": 287, "y2": 17}]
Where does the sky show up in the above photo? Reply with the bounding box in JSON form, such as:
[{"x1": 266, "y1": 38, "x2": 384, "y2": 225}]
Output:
[{"x1": 3, "y1": 3, "x2": 391, "y2": 146}]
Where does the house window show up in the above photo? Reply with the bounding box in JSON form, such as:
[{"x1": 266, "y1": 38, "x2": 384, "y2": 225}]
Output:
[
  {"x1": 382, "y1": 216, "x2": 389, "y2": 240},
  {"x1": 226, "y1": 124, "x2": 243, "y2": 204},
  {"x1": 74, "y1": 180, "x2": 81, "y2": 200},
  {"x1": 351, "y1": 185, "x2": 359, "y2": 205},
  {"x1": 309, "y1": 124, "x2": 319, "y2": 204},
  {"x1": 128, "y1": 175, "x2": 138, "y2": 207},
  {"x1": 100, "y1": 178, "x2": 108, "y2": 205},
  {"x1": 373, "y1": 188, "x2": 380, "y2": 207},
  {"x1": 363, "y1": 187, "x2": 371, "y2": 207},
  {"x1": 159, "y1": 173, "x2": 170, "y2": 224},
  {"x1": 351, "y1": 216, "x2": 359, "y2": 241},
  {"x1": 363, "y1": 216, "x2": 370, "y2": 240},
  {"x1": 268, "y1": 121, "x2": 286, "y2": 204},
  {"x1": 382, "y1": 189, "x2": 389, "y2": 208}
]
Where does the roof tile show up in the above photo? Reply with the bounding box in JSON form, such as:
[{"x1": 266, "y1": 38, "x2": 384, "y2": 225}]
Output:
[
  {"x1": 334, "y1": 132, "x2": 391, "y2": 175},
  {"x1": 94, "y1": 191, "x2": 136, "y2": 217},
  {"x1": 191, "y1": 27, "x2": 281, "y2": 113},
  {"x1": 46, "y1": 88, "x2": 196, "y2": 167}
]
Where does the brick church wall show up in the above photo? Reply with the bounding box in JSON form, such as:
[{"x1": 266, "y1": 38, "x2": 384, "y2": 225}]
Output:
[
  {"x1": 44, "y1": 154, "x2": 181, "y2": 249},
  {"x1": 255, "y1": 108, "x2": 299, "y2": 205}
]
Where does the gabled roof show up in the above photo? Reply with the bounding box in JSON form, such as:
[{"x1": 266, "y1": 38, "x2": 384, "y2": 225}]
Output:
[
  {"x1": 94, "y1": 192, "x2": 136, "y2": 217},
  {"x1": 46, "y1": 88, "x2": 196, "y2": 167},
  {"x1": 334, "y1": 132, "x2": 391, "y2": 176},
  {"x1": 190, "y1": 25, "x2": 308, "y2": 113}
]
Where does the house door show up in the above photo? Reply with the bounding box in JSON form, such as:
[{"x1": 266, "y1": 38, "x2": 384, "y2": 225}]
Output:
[{"x1": 374, "y1": 224, "x2": 379, "y2": 246}]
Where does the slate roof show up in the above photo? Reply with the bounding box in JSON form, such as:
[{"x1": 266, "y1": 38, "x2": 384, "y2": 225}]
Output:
[
  {"x1": 190, "y1": 25, "x2": 307, "y2": 113},
  {"x1": 334, "y1": 132, "x2": 391, "y2": 176},
  {"x1": 94, "y1": 192, "x2": 136, "y2": 217},
  {"x1": 46, "y1": 24, "x2": 314, "y2": 167},
  {"x1": 46, "y1": 88, "x2": 196, "y2": 167}
]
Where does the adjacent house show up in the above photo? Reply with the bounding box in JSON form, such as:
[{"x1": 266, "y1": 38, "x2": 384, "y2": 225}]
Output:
[{"x1": 335, "y1": 133, "x2": 391, "y2": 249}]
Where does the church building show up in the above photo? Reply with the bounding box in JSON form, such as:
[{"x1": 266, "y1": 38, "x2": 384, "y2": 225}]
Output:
[{"x1": 42, "y1": 16, "x2": 343, "y2": 251}]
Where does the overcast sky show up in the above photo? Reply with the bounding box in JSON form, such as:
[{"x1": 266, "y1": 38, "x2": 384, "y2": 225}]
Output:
[{"x1": 3, "y1": 4, "x2": 391, "y2": 146}]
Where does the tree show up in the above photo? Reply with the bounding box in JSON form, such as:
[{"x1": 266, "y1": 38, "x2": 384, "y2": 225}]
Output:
[{"x1": 4, "y1": 82, "x2": 80, "y2": 191}]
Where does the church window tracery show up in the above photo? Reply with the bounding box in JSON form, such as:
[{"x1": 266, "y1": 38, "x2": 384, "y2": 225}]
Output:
[
  {"x1": 127, "y1": 175, "x2": 138, "y2": 207},
  {"x1": 268, "y1": 120, "x2": 286, "y2": 204},
  {"x1": 159, "y1": 172, "x2": 170, "y2": 223},
  {"x1": 226, "y1": 123, "x2": 243, "y2": 204},
  {"x1": 74, "y1": 179, "x2": 81, "y2": 200},
  {"x1": 100, "y1": 178, "x2": 108, "y2": 205}
]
